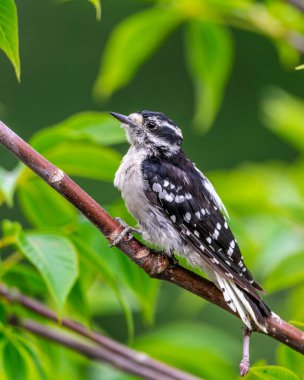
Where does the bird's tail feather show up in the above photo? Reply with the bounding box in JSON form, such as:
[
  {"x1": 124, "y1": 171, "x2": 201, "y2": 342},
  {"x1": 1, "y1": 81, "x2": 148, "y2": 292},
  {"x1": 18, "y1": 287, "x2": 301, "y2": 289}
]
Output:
[{"x1": 215, "y1": 274, "x2": 270, "y2": 333}]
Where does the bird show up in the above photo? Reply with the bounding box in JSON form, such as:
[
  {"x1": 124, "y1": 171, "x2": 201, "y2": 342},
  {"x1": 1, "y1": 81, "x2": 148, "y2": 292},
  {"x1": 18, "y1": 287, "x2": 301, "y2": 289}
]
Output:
[{"x1": 110, "y1": 110, "x2": 271, "y2": 375}]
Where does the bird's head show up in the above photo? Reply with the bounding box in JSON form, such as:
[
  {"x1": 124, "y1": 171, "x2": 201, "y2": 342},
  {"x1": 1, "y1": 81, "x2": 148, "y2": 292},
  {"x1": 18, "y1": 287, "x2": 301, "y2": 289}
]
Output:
[{"x1": 111, "y1": 110, "x2": 183, "y2": 156}]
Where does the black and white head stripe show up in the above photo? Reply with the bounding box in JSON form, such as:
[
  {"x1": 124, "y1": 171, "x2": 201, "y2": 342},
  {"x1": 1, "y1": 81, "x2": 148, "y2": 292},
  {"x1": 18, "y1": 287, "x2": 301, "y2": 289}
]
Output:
[
  {"x1": 137, "y1": 110, "x2": 183, "y2": 152},
  {"x1": 111, "y1": 110, "x2": 183, "y2": 155},
  {"x1": 139, "y1": 110, "x2": 183, "y2": 142}
]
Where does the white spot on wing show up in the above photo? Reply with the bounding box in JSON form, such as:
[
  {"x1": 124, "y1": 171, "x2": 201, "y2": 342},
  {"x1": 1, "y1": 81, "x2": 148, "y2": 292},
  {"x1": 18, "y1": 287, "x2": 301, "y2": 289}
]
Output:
[
  {"x1": 170, "y1": 215, "x2": 176, "y2": 223},
  {"x1": 159, "y1": 189, "x2": 167, "y2": 200},
  {"x1": 230, "y1": 240, "x2": 235, "y2": 248},
  {"x1": 212, "y1": 229, "x2": 219, "y2": 240},
  {"x1": 227, "y1": 247, "x2": 233, "y2": 257},
  {"x1": 165, "y1": 193, "x2": 174, "y2": 202},
  {"x1": 175, "y1": 195, "x2": 185, "y2": 203},
  {"x1": 184, "y1": 212, "x2": 191, "y2": 222},
  {"x1": 152, "y1": 183, "x2": 162, "y2": 193}
]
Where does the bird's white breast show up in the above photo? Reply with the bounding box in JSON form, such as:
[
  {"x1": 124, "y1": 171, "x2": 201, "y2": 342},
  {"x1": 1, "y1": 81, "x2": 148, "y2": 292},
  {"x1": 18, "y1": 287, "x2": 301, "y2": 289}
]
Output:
[{"x1": 114, "y1": 147, "x2": 148, "y2": 222}]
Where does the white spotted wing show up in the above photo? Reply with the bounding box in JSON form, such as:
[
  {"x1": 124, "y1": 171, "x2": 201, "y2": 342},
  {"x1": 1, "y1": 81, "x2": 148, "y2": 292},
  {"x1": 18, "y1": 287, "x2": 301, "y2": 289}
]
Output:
[{"x1": 142, "y1": 153, "x2": 264, "y2": 298}]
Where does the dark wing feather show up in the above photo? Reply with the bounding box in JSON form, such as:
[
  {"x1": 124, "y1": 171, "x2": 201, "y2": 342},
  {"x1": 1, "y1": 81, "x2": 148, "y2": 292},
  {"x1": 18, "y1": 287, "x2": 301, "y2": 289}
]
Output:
[{"x1": 142, "y1": 153, "x2": 264, "y2": 299}]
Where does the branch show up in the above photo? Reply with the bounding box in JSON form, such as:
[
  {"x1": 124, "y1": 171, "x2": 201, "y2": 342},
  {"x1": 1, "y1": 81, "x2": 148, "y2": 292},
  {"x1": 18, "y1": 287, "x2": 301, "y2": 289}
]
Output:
[
  {"x1": 0, "y1": 121, "x2": 304, "y2": 356},
  {"x1": 9, "y1": 317, "x2": 198, "y2": 380},
  {"x1": 0, "y1": 284, "x2": 197, "y2": 380},
  {"x1": 9, "y1": 317, "x2": 163, "y2": 380}
]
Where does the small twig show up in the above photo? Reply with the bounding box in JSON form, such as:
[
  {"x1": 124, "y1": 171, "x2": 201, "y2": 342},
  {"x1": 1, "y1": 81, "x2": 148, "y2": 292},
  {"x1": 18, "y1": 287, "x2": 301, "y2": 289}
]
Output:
[
  {"x1": 0, "y1": 284, "x2": 196, "y2": 380},
  {"x1": 0, "y1": 121, "x2": 304, "y2": 358}
]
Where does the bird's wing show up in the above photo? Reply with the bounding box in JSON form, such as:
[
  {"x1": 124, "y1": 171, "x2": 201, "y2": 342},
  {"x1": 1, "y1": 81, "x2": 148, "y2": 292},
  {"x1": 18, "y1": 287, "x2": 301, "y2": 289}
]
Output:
[{"x1": 142, "y1": 155, "x2": 263, "y2": 299}]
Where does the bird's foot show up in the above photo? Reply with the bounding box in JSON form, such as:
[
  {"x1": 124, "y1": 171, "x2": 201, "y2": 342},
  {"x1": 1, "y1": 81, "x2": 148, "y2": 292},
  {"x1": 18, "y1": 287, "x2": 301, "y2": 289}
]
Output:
[
  {"x1": 109, "y1": 218, "x2": 141, "y2": 247},
  {"x1": 166, "y1": 251, "x2": 179, "y2": 268},
  {"x1": 239, "y1": 327, "x2": 251, "y2": 376},
  {"x1": 240, "y1": 356, "x2": 250, "y2": 377}
]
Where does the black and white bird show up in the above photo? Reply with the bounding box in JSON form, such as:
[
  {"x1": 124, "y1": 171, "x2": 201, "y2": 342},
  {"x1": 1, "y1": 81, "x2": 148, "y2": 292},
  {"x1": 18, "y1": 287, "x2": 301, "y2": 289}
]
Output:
[{"x1": 111, "y1": 110, "x2": 271, "y2": 375}]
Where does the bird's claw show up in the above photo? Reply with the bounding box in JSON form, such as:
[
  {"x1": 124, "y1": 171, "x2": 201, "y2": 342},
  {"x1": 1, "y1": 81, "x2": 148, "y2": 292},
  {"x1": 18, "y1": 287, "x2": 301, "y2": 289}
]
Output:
[
  {"x1": 109, "y1": 218, "x2": 141, "y2": 247},
  {"x1": 239, "y1": 356, "x2": 250, "y2": 376},
  {"x1": 168, "y1": 254, "x2": 179, "y2": 268}
]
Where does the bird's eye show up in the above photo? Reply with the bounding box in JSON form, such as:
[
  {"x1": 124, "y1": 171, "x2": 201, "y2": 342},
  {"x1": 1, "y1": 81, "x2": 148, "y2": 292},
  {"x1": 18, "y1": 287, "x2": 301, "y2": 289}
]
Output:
[{"x1": 147, "y1": 121, "x2": 157, "y2": 129}]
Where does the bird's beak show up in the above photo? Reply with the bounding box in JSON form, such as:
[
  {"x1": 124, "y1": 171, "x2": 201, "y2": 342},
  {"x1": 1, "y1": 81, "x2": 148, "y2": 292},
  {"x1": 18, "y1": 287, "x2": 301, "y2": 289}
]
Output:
[{"x1": 110, "y1": 112, "x2": 133, "y2": 126}]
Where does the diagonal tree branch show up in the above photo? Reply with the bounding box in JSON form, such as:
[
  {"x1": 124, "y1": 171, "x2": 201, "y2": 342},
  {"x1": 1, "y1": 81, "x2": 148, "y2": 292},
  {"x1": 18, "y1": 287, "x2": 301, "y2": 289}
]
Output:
[
  {"x1": 1, "y1": 284, "x2": 197, "y2": 380},
  {"x1": 0, "y1": 120, "x2": 304, "y2": 358}
]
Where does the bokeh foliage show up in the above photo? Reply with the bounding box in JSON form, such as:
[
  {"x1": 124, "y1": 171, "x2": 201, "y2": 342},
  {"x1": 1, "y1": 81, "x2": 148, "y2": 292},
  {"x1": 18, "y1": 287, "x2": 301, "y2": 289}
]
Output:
[{"x1": 0, "y1": 0, "x2": 304, "y2": 379}]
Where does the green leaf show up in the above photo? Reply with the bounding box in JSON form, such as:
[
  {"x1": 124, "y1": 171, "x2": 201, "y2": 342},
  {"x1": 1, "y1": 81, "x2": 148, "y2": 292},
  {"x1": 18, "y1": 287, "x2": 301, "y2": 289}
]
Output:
[
  {"x1": 93, "y1": 7, "x2": 182, "y2": 99},
  {"x1": 88, "y1": 0, "x2": 101, "y2": 20},
  {"x1": 0, "y1": 0, "x2": 20, "y2": 80},
  {"x1": 3, "y1": 342, "x2": 27, "y2": 380},
  {"x1": 254, "y1": 222, "x2": 304, "y2": 279},
  {"x1": 89, "y1": 363, "x2": 136, "y2": 380},
  {"x1": 0, "y1": 165, "x2": 22, "y2": 207},
  {"x1": 72, "y1": 236, "x2": 135, "y2": 341},
  {"x1": 76, "y1": 214, "x2": 159, "y2": 325},
  {"x1": 107, "y1": 202, "x2": 160, "y2": 324},
  {"x1": 277, "y1": 345, "x2": 304, "y2": 377},
  {"x1": 264, "y1": 252, "x2": 304, "y2": 292},
  {"x1": 3, "y1": 264, "x2": 47, "y2": 296},
  {"x1": 295, "y1": 64, "x2": 304, "y2": 70},
  {"x1": 262, "y1": 88, "x2": 304, "y2": 153},
  {"x1": 18, "y1": 340, "x2": 48, "y2": 380},
  {"x1": 17, "y1": 177, "x2": 77, "y2": 228},
  {"x1": 30, "y1": 112, "x2": 126, "y2": 152},
  {"x1": 210, "y1": 163, "x2": 304, "y2": 219},
  {"x1": 275, "y1": 40, "x2": 299, "y2": 68},
  {"x1": 134, "y1": 323, "x2": 239, "y2": 379},
  {"x1": 45, "y1": 142, "x2": 121, "y2": 181},
  {"x1": 185, "y1": 21, "x2": 233, "y2": 132},
  {"x1": 22, "y1": 233, "x2": 79, "y2": 312},
  {"x1": 250, "y1": 366, "x2": 299, "y2": 380},
  {"x1": 2, "y1": 221, "x2": 79, "y2": 312}
]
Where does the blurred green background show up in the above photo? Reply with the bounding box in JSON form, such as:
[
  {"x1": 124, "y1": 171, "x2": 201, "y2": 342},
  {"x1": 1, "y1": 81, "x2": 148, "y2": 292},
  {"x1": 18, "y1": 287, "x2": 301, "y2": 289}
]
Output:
[{"x1": 1, "y1": 0, "x2": 304, "y2": 379}]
